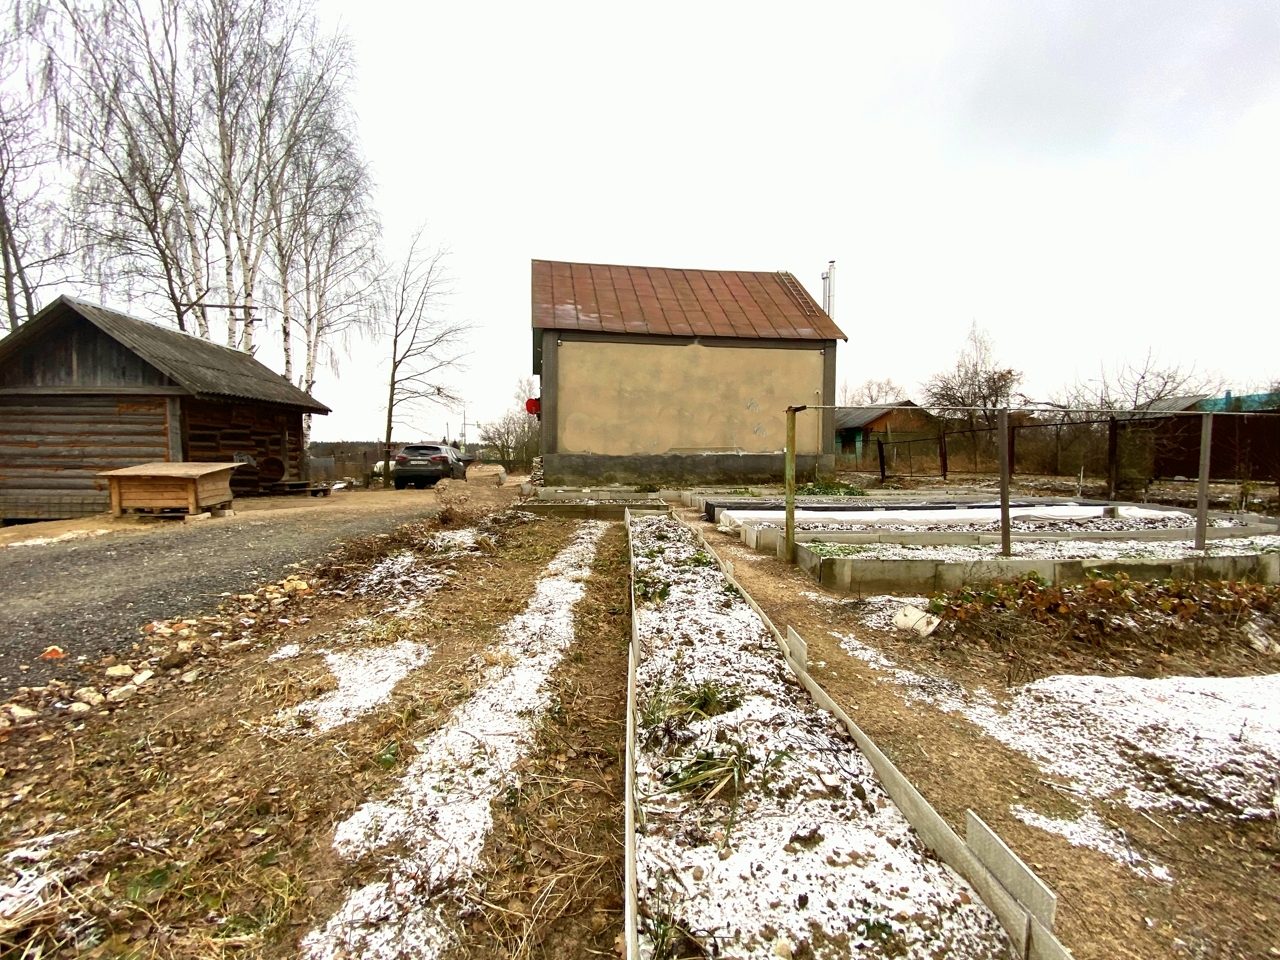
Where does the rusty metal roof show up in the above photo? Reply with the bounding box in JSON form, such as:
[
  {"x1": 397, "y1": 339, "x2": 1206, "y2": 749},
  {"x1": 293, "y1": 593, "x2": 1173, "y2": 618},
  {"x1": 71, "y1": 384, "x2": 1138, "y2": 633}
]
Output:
[
  {"x1": 1, "y1": 296, "x2": 330, "y2": 413},
  {"x1": 531, "y1": 261, "x2": 846, "y2": 341}
]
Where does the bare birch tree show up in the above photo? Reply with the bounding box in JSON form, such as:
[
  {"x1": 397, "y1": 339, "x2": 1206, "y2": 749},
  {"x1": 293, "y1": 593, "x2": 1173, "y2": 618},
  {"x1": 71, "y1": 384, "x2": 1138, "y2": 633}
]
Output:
[
  {"x1": 379, "y1": 230, "x2": 470, "y2": 480},
  {"x1": 0, "y1": 4, "x2": 67, "y2": 331},
  {"x1": 271, "y1": 102, "x2": 378, "y2": 449},
  {"x1": 53, "y1": 0, "x2": 214, "y2": 335}
]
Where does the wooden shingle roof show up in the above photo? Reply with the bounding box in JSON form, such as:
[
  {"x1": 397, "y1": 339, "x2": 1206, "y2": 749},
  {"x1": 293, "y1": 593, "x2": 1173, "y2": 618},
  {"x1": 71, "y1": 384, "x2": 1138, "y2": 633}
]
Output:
[
  {"x1": 0, "y1": 296, "x2": 329, "y2": 412},
  {"x1": 531, "y1": 260, "x2": 846, "y2": 341}
]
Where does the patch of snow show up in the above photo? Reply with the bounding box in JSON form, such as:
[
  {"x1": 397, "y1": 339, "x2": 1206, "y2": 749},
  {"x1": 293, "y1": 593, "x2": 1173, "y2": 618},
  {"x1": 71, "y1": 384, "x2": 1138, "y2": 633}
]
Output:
[
  {"x1": 1011, "y1": 806, "x2": 1171, "y2": 882},
  {"x1": 354, "y1": 552, "x2": 449, "y2": 598},
  {"x1": 267, "y1": 643, "x2": 301, "y2": 662},
  {"x1": 808, "y1": 535, "x2": 1280, "y2": 562},
  {"x1": 832, "y1": 635, "x2": 1280, "y2": 821},
  {"x1": 302, "y1": 521, "x2": 608, "y2": 960},
  {"x1": 4, "y1": 529, "x2": 109, "y2": 548},
  {"x1": 0, "y1": 830, "x2": 83, "y2": 931},
  {"x1": 275, "y1": 640, "x2": 432, "y2": 734},
  {"x1": 631, "y1": 515, "x2": 1010, "y2": 959}
]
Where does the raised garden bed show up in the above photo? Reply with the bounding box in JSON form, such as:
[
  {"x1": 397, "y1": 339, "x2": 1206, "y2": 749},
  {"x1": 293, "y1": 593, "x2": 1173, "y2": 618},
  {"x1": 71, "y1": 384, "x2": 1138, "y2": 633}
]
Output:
[{"x1": 628, "y1": 514, "x2": 1013, "y2": 958}]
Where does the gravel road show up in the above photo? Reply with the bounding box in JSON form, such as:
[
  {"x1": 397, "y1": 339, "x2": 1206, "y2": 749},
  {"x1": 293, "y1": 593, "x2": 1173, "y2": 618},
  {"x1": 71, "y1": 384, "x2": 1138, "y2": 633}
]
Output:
[{"x1": 0, "y1": 493, "x2": 442, "y2": 697}]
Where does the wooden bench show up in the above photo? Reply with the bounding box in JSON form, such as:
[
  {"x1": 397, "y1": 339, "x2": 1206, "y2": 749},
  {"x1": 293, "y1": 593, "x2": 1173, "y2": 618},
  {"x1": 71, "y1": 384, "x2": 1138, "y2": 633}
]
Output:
[{"x1": 99, "y1": 462, "x2": 239, "y2": 517}]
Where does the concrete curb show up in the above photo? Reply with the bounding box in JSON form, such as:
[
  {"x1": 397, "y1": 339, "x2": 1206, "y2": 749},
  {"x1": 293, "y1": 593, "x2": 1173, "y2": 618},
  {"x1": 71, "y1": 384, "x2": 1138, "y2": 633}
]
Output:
[
  {"x1": 797, "y1": 544, "x2": 1280, "y2": 594},
  {"x1": 672, "y1": 516, "x2": 1075, "y2": 960},
  {"x1": 742, "y1": 520, "x2": 1276, "y2": 554}
]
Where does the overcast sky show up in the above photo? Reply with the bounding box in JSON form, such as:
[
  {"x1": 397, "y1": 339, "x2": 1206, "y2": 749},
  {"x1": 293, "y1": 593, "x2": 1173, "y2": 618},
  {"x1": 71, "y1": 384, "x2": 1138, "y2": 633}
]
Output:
[{"x1": 302, "y1": 0, "x2": 1280, "y2": 443}]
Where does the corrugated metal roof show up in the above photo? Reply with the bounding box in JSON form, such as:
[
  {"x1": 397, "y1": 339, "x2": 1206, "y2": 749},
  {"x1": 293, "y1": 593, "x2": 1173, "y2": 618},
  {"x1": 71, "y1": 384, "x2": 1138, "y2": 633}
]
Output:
[
  {"x1": 1134, "y1": 395, "x2": 1210, "y2": 415},
  {"x1": 531, "y1": 260, "x2": 846, "y2": 341},
  {"x1": 834, "y1": 403, "x2": 918, "y2": 431},
  {"x1": 10, "y1": 296, "x2": 330, "y2": 413}
]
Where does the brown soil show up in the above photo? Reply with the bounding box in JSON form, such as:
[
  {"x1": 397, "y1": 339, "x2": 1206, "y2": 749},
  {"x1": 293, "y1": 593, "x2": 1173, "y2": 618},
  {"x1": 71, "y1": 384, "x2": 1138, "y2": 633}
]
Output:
[
  {"x1": 448, "y1": 523, "x2": 631, "y2": 960},
  {"x1": 0, "y1": 503, "x2": 582, "y2": 957},
  {"x1": 685, "y1": 506, "x2": 1280, "y2": 960}
]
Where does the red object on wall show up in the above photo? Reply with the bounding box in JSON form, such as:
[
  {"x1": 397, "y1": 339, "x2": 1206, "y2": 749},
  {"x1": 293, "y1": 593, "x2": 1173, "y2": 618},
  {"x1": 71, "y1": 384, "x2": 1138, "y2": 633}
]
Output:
[{"x1": 526, "y1": 397, "x2": 541, "y2": 417}]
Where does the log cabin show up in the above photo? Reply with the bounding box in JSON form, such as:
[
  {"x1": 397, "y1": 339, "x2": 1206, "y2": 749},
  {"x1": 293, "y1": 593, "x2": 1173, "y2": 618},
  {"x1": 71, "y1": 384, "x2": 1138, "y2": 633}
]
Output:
[{"x1": 0, "y1": 296, "x2": 329, "y2": 520}]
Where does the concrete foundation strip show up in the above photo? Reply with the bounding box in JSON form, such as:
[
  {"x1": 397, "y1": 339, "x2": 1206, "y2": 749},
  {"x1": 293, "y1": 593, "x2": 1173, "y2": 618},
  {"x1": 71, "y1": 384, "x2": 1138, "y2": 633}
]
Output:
[{"x1": 672, "y1": 514, "x2": 1075, "y2": 960}]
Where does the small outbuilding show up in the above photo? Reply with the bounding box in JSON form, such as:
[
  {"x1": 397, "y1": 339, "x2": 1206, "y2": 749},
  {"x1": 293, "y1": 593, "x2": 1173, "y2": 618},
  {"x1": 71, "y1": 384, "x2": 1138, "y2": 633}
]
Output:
[
  {"x1": 0, "y1": 296, "x2": 329, "y2": 520},
  {"x1": 531, "y1": 260, "x2": 846, "y2": 484},
  {"x1": 834, "y1": 402, "x2": 936, "y2": 460}
]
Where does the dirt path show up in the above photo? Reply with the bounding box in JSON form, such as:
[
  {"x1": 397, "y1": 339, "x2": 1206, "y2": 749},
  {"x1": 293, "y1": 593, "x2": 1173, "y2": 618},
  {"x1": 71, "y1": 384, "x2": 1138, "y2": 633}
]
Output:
[
  {"x1": 0, "y1": 483, "x2": 511, "y2": 697},
  {"x1": 446, "y1": 522, "x2": 630, "y2": 960},
  {"x1": 687, "y1": 508, "x2": 1280, "y2": 960}
]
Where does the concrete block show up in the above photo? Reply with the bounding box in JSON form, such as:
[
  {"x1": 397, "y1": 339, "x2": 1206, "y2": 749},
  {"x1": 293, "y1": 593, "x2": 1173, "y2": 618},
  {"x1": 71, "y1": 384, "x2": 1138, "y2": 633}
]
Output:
[
  {"x1": 1029, "y1": 914, "x2": 1075, "y2": 960},
  {"x1": 966, "y1": 810, "x2": 1057, "y2": 930},
  {"x1": 210, "y1": 508, "x2": 235, "y2": 519},
  {"x1": 795, "y1": 544, "x2": 823, "y2": 580},
  {"x1": 840, "y1": 559, "x2": 940, "y2": 595},
  {"x1": 934, "y1": 559, "x2": 1048, "y2": 592},
  {"x1": 1088, "y1": 559, "x2": 1175, "y2": 582},
  {"x1": 183, "y1": 511, "x2": 210, "y2": 523},
  {"x1": 786, "y1": 626, "x2": 808, "y2": 672},
  {"x1": 1053, "y1": 560, "x2": 1087, "y2": 585}
]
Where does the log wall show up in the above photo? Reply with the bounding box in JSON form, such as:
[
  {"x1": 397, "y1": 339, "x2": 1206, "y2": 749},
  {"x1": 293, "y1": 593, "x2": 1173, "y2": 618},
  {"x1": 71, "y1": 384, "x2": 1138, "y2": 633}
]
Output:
[
  {"x1": 0, "y1": 395, "x2": 170, "y2": 519},
  {"x1": 183, "y1": 399, "x2": 304, "y2": 492}
]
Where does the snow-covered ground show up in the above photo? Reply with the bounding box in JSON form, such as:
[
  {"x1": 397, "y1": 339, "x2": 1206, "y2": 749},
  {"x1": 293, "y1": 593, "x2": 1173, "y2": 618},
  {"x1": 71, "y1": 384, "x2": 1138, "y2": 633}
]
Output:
[
  {"x1": 721, "y1": 504, "x2": 1217, "y2": 533},
  {"x1": 302, "y1": 521, "x2": 608, "y2": 960},
  {"x1": 808, "y1": 535, "x2": 1280, "y2": 562},
  {"x1": 834, "y1": 603, "x2": 1280, "y2": 876},
  {"x1": 630, "y1": 516, "x2": 1011, "y2": 959}
]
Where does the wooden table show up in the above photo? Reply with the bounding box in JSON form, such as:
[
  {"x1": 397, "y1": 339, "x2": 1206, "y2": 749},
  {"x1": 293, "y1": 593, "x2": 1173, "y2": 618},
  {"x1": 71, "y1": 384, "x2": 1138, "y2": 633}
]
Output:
[{"x1": 99, "y1": 462, "x2": 239, "y2": 517}]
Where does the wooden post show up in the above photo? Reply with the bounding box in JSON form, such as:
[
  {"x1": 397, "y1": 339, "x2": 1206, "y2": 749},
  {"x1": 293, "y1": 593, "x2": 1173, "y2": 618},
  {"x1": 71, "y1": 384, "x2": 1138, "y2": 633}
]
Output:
[
  {"x1": 108, "y1": 478, "x2": 122, "y2": 518},
  {"x1": 907, "y1": 440, "x2": 913, "y2": 477},
  {"x1": 1195, "y1": 412, "x2": 1213, "y2": 551},
  {"x1": 939, "y1": 430, "x2": 948, "y2": 480},
  {"x1": 877, "y1": 439, "x2": 887, "y2": 482},
  {"x1": 785, "y1": 405, "x2": 805, "y2": 564},
  {"x1": 998, "y1": 408, "x2": 1011, "y2": 557},
  {"x1": 1107, "y1": 416, "x2": 1119, "y2": 500}
]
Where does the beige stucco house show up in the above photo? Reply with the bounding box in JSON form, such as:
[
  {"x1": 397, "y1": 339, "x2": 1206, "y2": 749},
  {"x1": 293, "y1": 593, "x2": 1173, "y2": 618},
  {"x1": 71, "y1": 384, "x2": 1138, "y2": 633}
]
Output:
[{"x1": 531, "y1": 260, "x2": 846, "y2": 484}]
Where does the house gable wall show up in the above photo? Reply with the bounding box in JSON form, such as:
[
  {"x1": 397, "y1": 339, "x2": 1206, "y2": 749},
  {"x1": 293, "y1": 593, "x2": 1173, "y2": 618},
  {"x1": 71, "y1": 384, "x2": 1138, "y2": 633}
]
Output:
[
  {"x1": 0, "y1": 314, "x2": 176, "y2": 390},
  {"x1": 552, "y1": 336, "x2": 828, "y2": 456}
]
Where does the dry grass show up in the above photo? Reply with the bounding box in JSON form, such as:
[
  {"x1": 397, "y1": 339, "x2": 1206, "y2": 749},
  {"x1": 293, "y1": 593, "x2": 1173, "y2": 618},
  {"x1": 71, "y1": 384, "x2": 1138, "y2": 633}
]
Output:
[
  {"x1": 450, "y1": 524, "x2": 630, "y2": 960},
  {"x1": 0, "y1": 511, "x2": 581, "y2": 959}
]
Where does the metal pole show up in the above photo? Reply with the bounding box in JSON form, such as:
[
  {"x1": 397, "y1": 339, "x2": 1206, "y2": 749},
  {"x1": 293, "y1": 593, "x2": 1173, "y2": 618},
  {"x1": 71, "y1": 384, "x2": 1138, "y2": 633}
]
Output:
[
  {"x1": 998, "y1": 408, "x2": 1011, "y2": 557},
  {"x1": 1195, "y1": 412, "x2": 1213, "y2": 551},
  {"x1": 785, "y1": 406, "x2": 804, "y2": 564}
]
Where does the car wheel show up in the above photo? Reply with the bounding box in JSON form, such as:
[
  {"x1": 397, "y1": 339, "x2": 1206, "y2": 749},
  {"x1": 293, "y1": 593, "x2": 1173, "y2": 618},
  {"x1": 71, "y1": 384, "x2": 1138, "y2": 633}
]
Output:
[
  {"x1": 415, "y1": 479, "x2": 428, "y2": 489},
  {"x1": 394, "y1": 478, "x2": 406, "y2": 490}
]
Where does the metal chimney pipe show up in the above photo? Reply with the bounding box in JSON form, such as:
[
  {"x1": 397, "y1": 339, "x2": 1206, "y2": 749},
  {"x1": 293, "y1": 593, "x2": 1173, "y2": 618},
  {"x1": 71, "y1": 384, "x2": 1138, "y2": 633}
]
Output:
[{"x1": 821, "y1": 261, "x2": 835, "y2": 317}]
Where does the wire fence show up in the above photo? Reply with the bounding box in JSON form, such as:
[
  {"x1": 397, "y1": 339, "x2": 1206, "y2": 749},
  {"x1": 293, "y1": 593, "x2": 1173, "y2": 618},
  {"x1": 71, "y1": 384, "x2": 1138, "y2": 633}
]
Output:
[{"x1": 836, "y1": 411, "x2": 1280, "y2": 495}]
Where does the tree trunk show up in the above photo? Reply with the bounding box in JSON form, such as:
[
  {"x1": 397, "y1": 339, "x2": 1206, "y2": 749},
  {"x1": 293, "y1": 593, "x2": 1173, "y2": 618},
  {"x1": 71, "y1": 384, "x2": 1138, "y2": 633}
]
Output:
[{"x1": 0, "y1": 200, "x2": 18, "y2": 330}]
